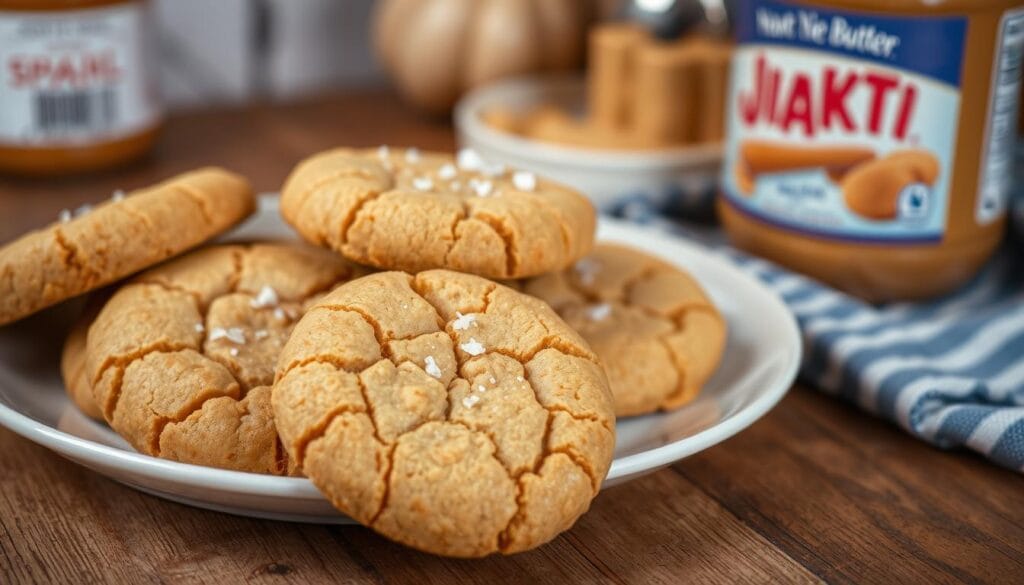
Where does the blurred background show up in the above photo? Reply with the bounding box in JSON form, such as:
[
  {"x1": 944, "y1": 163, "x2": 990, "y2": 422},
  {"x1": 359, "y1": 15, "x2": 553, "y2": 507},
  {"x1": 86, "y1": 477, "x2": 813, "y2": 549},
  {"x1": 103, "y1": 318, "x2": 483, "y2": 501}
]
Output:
[
  {"x1": 154, "y1": 0, "x2": 628, "y2": 109},
  {"x1": 155, "y1": 0, "x2": 382, "y2": 108}
]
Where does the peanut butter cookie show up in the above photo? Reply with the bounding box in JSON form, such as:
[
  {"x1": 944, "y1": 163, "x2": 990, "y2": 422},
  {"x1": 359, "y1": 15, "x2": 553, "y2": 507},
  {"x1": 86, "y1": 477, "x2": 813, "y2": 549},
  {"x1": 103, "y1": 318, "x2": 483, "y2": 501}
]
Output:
[
  {"x1": 0, "y1": 168, "x2": 255, "y2": 326},
  {"x1": 85, "y1": 243, "x2": 367, "y2": 475},
  {"x1": 273, "y1": 270, "x2": 615, "y2": 556},
  {"x1": 280, "y1": 147, "x2": 595, "y2": 279},
  {"x1": 522, "y1": 244, "x2": 726, "y2": 416},
  {"x1": 61, "y1": 294, "x2": 109, "y2": 421}
]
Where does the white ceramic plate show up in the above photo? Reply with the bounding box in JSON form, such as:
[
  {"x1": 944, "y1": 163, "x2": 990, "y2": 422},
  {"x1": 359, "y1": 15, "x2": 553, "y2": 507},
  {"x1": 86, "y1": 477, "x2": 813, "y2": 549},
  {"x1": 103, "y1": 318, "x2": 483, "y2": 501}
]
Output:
[
  {"x1": 455, "y1": 76, "x2": 723, "y2": 211},
  {"x1": 0, "y1": 196, "x2": 800, "y2": 523}
]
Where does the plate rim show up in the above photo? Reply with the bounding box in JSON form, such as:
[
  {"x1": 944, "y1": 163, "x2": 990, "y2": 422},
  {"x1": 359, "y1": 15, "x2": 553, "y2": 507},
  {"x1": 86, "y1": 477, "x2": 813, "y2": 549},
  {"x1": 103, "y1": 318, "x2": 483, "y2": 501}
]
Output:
[
  {"x1": 592, "y1": 220, "x2": 801, "y2": 477},
  {"x1": 0, "y1": 213, "x2": 801, "y2": 503}
]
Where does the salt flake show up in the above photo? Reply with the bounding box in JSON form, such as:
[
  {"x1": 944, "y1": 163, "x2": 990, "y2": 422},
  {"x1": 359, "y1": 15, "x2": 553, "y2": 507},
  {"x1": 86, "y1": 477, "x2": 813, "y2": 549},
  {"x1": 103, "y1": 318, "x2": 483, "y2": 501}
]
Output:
[
  {"x1": 405, "y1": 148, "x2": 421, "y2": 163},
  {"x1": 586, "y1": 303, "x2": 612, "y2": 322},
  {"x1": 209, "y1": 327, "x2": 246, "y2": 344},
  {"x1": 229, "y1": 347, "x2": 239, "y2": 357},
  {"x1": 58, "y1": 209, "x2": 72, "y2": 223},
  {"x1": 512, "y1": 171, "x2": 536, "y2": 192},
  {"x1": 457, "y1": 148, "x2": 483, "y2": 171},
  {"x1": 452, "y1": 312, "x2": 476, "y2": 331},
  {"x1": 412, "y1": 177, "x2": 433, "y2": 191},
  {"x1": 111, "y1": 189, "x2": 126, "y2": 202},
  {"x1": 226, "y1": 328, "x2": 246, "y2": 343},
  {"x1": 470, "y1": 178, "x2": 493, "y2": 197},
  {"x1": 377, "y1": 145, "x2": 390, "y2": 160},
  {"x1": 438, "y1": 163, "x2": 457, "y2": 180},
  {"x1": 250, "y1": 285, "x2": 279, "y2": 309},
  {"x1": 462, "y1": 394, "x2": 481, "y2": 408},
  {"x1": 424, "y1": 356, "x2": 442, "y2": 379},
  {"x1": 460, "y1": 338, "x2": 485, "y2": 356}
]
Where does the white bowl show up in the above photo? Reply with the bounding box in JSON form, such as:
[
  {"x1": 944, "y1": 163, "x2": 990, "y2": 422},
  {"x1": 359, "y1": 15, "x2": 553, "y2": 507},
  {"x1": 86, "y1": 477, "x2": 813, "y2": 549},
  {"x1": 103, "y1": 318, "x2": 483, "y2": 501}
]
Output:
[{"x1": 455, "y1": 75, "x2": 723, "y2": 212}]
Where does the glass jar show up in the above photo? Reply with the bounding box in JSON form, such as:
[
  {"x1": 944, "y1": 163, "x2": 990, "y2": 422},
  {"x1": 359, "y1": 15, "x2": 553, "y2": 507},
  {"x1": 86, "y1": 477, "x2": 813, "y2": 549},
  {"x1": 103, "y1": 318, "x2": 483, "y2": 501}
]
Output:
[
  {"x1": 0, "y1": 0, "x2": 162, "y2": 175},
  {"x1": 719, "y1": 0, "x2": 1024, "y2": 301}
]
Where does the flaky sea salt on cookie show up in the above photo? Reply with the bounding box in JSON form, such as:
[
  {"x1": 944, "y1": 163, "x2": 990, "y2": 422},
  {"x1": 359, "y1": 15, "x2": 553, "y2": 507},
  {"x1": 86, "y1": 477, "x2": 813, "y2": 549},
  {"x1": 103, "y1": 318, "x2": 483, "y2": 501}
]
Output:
[
  {"x1": 272, "y1": 270, "x2": 615, "y2": 557},
  {"x1": 84, "y1": 243, "x2": 368, "y2": 475},
  {"x1": 521, "y1": 244, "x2": 727, "y2": 417},
  {"x1": 279, "y1": 147, "x2": 596, "y2": 279},
  {"x1": 0, "y1": 168, "x2": 256, "y2": 326}
]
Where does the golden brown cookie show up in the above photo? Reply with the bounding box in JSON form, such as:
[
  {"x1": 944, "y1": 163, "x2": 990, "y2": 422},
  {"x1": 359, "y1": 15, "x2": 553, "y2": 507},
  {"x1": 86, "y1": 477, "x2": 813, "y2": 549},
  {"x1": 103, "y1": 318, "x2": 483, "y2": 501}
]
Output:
[
  {"x1": 521, "y1": 244, "x2": 726, "y2": 417},
  {"x1": 273, "y1": 270, "x2": 615, "y2": 557},
  {"x1": 0, "y1": 168, "x2": 255, "y2": 326},
  {"x1": 280, "y1": 147, "x2": 595, "y2": 279},
  {"x1": 85, "y1": 243, "x2": 367, "y2": 475},
  {"x1": 61, "y1": 293, "x2": 109, "y2": 421}
]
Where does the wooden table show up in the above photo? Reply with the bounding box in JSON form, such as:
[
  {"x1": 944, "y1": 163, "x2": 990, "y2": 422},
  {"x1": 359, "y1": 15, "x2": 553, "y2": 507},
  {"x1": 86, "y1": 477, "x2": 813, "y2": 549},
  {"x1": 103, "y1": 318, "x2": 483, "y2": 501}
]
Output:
[{"x1": 2, "y1": 91, "x2": 1022, "y2": 584}]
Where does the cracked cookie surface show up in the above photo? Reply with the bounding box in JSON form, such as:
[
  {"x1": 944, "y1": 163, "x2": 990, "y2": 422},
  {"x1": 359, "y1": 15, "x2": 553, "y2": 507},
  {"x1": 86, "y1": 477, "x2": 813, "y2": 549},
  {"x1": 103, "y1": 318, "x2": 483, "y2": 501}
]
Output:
[
  {"x1": 280, "y1": 147, "x2": 595, "y2": 279},
  {"x1": 272, "y1": 270, "x2": 615, "y2": 557},
  {"x1": 0, "y1": 168, "x2": 255, "y2": 326},
  {"x1": 85, "y1": 243, "x2": 367, "y2": 475},
  {"x1": 521, "y1": 244, "x2": 727, "y2": 416}
]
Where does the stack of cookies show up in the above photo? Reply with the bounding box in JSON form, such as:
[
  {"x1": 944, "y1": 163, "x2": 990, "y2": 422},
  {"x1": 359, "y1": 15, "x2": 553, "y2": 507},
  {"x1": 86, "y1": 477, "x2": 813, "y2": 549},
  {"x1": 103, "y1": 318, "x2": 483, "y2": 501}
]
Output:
[{"x1": 0, "y1": 147, "x2": 726, "y2": 558}]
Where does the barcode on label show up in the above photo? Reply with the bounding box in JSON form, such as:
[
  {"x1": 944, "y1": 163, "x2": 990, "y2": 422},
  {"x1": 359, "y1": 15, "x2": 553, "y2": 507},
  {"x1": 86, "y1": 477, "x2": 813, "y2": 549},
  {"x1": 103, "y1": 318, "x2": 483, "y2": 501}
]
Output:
[{"x1": 33, "y1": 89, "x2": 117, "y2": 134}]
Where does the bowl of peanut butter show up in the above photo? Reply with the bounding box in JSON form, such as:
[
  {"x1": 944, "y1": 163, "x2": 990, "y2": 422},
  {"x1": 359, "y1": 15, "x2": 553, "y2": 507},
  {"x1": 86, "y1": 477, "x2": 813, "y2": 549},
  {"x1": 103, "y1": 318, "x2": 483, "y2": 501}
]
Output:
[{"x1": 455, "y1": 23, "x2": 731, "y2": 212}]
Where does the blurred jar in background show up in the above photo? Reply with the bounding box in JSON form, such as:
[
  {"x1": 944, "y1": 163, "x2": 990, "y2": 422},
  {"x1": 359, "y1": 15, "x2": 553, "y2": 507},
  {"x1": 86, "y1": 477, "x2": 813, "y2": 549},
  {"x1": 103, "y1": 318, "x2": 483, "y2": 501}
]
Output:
[
  {"x1": 0, "y1": 0, "x2": 162, "y2": 176},
  {"x1": 719, "y1": 0, "x2": 1024, "y2": 302}
]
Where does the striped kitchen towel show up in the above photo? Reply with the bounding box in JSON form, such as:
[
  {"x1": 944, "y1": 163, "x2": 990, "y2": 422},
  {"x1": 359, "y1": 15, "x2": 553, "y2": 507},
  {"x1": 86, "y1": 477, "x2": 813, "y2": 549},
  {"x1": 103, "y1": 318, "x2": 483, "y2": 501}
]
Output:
[{"x1": 609, "y1": 193, "x2": 1024, "y2": 472}]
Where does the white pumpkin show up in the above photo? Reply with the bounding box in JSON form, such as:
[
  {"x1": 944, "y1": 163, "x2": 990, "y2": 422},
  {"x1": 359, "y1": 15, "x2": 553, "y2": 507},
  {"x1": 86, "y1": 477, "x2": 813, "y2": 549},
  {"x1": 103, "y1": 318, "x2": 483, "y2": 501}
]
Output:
[{"x1": 373, "y1": 0, "x2": 601, "y2": 114}]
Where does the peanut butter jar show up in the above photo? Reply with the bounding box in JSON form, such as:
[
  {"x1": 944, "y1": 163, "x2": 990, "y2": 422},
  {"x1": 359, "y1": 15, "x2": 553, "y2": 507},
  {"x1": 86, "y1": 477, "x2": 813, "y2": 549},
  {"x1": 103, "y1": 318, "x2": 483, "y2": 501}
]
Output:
[
  {"x1": 0, "y1": 0, "x2": 162, "y2": 176},
  {"x1": 719, "y1": 0, "x2": 1024, "y2": 301}
]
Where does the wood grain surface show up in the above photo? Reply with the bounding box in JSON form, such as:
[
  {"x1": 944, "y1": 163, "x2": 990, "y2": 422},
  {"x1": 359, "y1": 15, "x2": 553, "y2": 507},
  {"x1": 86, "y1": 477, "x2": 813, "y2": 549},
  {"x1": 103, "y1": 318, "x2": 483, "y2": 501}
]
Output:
[{"x1": 1, "y1": 90, "x2": 1022, "y2": 584}]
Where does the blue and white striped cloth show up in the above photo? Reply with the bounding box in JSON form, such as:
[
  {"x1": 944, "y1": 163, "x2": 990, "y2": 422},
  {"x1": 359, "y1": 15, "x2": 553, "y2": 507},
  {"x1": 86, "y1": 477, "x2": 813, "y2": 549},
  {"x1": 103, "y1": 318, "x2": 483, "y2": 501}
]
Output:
[{"x1": 610, "y1": 189, "x2": 1024, "y2": 473}]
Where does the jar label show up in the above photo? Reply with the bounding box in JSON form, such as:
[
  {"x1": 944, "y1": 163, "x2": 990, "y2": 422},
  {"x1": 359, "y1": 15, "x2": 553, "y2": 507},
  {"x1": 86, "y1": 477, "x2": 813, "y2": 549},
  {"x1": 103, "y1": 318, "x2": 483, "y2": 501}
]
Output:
[
  {"x1": 0, "y1": 4, "x2": 160, "y2": 147},
  {"x1": 721, "y1": 0, "x2": 1015, "y2": 244}
]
